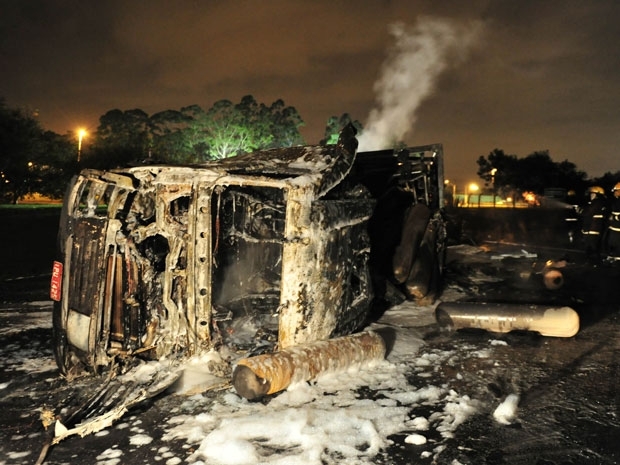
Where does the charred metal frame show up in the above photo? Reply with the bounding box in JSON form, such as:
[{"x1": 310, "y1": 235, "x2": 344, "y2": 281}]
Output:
[{"x1": 52, "y1": 134, "x2": 444, "y2": 378}]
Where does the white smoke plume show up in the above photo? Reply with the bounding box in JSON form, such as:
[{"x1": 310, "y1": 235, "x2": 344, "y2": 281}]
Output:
[{"x1": 357, "y1": 17, "x2": 483, "y2": 151}]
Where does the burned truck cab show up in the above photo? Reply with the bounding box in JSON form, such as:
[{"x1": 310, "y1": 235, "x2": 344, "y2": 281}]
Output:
[{"x1": 51, "y1": 131, "x2": 444, "y2": 379}]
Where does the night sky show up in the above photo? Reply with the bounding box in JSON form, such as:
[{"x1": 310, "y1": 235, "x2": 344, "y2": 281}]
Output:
[{"x1": 2, "y1": 1, "x2": 619, "y2": 188}]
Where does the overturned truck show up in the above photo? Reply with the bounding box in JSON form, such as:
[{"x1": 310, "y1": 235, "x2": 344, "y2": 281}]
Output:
[{"x1": 51, "y1": 129, "x2": 446, "y2": 383}]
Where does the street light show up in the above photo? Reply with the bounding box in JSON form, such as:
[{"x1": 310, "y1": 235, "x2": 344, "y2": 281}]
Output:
[
  {"x1": 490, "y1": 168, "x2": 497, "y2": 207},
  {"x1": 77, "y1": 128, "x2": 87, "y2": 162},
  {"x1": 467, "y1": 182, "x2": 479, "y2": 207}
]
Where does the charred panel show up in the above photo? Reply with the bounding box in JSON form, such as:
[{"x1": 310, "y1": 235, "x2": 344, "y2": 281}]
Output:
[
  {"x1": 210, "y1": 186, "x2": 284, "y2": 351},
  {"x1": 68, "y1": 218, "x2": 108, "y2": 316}
]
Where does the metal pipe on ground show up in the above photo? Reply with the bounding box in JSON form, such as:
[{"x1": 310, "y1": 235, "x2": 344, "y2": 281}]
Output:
[
  {"x1": 232, "y1": 331, "x2": 386, "y2": 400},
  {"x1": 435, "y1": 301, "x2": 579, "y2": 337}
]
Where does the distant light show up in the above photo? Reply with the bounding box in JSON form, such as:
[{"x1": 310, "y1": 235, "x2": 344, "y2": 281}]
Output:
[
  {"x1": 77, "y1": 128, "x2": 87, "y2": 161},
  {"x1": 523, "y1": 191, "x2": 538, "y2": 205}
]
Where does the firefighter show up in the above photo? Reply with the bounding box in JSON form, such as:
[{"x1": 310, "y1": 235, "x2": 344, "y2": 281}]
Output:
[
  {"x1": 606, "y1": 182, "x2": 620, "y2": 261},
  {"x1": 580, "y1": 186, "x2": 607, "y2": 261}
]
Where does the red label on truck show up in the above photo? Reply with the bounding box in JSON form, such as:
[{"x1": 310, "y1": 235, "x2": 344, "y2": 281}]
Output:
[{"x1": 50, "y1": 261, "x2": 63, "y2": 301}]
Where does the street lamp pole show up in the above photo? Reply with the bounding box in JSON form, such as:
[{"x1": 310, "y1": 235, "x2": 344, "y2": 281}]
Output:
[{"x1": 490, "y1": 168, "x2": 497, "y2": 207}]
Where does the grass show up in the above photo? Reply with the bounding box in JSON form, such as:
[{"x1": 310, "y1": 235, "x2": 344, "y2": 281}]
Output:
[{"x1": 0, "y1": 203, "x2": 62, "y2": 210}]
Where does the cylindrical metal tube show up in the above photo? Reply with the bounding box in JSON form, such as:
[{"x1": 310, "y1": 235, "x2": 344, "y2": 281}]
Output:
[
  {"x1": 543, "y1": 268, "x2": 564, "y2": 290},
  {"x1": 435, "y1": 301, "x2": 579, "y2": 337},
  {"x1": 233, "y1": 331, "x2": 386, "y2": 400},
  {"x1": 392, "y1": 203, "x2": 431, "y2": 283},
  {"x1": 405, "y1": 218, "x2": 439, "y2": 299}
]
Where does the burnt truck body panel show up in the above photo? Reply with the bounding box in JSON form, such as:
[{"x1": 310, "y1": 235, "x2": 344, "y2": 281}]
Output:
[{"x1": 52, "y1": 133, "x2": 444, "y2": 378}]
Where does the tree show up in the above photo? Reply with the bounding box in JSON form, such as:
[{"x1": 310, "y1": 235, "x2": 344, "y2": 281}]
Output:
[
  {"x1": 187, "y1": 95, "x2": 305, "y2": 160},
  {"x1": 517, "y1": 151, "x2": 557, "y2": 192},
  {"x1": 476, "y1": 148, "x2": 588, "y2": 197},
  {"x1": 0, "y1": 95, "x2": 306, "y2": 200},
  {"x1": 149, "y1": 108, "x2": 196, "y2": 163},
  {"x1": 0, "y1": 100, "x2": 77, "y2": 203},
  {"x1": 476, "y1": 149, "x2": 519, "y2": 197},
  {"x1": 552, "y1": 159, "x2": 587, "y2": 194},
  {"x1": 84, "y1": 97, "x2": 305, "y2": 166},
  {"x1": 84, "y1": 109, "x2": 151, "y2": 169},
  {"x1": 263, "y1": 99, "x2": 305, "y2": 148},
  {"x1": 198, "y1": 99, "x2": 256, "y2": 159},
  {"x1": 321, "y1": 113, "x2": 363, "y2": 145},
  {"x1": 37, "y1": 131, "x2": 79, "y2": 198},
  {"x1": 0, "y1": 100, "x2": 46, "y2": 203}
]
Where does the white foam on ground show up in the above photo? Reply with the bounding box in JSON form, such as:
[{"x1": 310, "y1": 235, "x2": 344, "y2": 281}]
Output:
[
  {"x1": 154, "y1": 300, "x2": 493, "y2": 465},
  {"x1": 493, "y1": 393, "x2": 520, "y2": 425}
]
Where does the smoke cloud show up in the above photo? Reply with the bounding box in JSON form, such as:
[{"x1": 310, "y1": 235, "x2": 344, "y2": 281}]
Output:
[{"x1": 358, "y1": 17, "x2": 483, "y2": 151}]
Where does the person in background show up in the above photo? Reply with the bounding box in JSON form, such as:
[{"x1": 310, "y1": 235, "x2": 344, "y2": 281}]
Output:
[
  {"x1": 605, "y1": 182, "x2": 620, "y2": 261},
  {"x1": 580, "y1": 186, "x2": 607, "y2": 262}
]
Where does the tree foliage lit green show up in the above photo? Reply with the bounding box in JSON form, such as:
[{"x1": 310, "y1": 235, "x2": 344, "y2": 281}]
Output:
[{"x1": 83, "y1": 95, "x2": 305, "y2": 168}]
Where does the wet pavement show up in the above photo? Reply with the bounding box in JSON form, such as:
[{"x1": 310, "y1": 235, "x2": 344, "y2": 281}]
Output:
[
  {"x1": 1, "y1": 237, "x2": 619, "y2": 464},
  {"x1": 411, "y1": 313, "x2": 620, "y2": 464}
]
